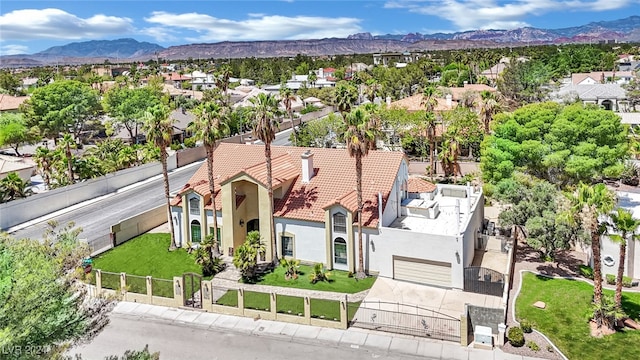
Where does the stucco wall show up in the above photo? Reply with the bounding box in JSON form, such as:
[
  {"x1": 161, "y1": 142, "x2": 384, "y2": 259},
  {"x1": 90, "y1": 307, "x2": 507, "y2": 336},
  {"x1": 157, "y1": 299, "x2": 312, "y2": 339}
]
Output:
[
  {"x1": 600, "y1": 235, "x2": 638, "y2": 279},
  {"x1": 275, "y1": 218, "x2": 326, "y2": 265},
  {"x1": 111, "y1": 205, "x2": 167, "y2": 246}
]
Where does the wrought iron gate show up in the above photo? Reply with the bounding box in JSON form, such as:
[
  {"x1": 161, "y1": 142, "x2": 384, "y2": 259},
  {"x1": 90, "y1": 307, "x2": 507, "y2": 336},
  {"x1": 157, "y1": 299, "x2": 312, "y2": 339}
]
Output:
[
  {"x1": 348, "y1": 301, "x2": 460, "y2": 342},
  {"x1": 183, "y1": 272, "x2": 202, "y2": 308},
  {"x1": 464, "y1": 267, "x2": 504, "y2": 297}
]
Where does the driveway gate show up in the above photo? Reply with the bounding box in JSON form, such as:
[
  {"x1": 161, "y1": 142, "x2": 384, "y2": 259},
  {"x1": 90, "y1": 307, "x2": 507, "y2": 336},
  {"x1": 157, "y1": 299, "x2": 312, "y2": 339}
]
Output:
[
  {"x1": 183, "y1": 272, "x2": 202, "y2": 309},
  {"x1": 464, "y1": 267, "x2": 504, "y2": 297},
  {"x1": 348, "y1": 301, "x2": 460, "y2": 342}
]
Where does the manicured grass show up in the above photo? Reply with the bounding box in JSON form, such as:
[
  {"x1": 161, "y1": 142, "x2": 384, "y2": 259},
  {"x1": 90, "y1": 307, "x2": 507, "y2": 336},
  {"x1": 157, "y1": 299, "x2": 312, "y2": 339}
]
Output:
[
  {"x1": 215, "y1": 290, "x2": 360, "y2": 321},
  {"x1": 515, "y1": 273, "x2": 640, "y2": 360},
  {"x1": 91, "y1": 233, "x2": 207, "y2": 298},
  {"x1": 92, "y1": 233, "x2": 204, "y2": 278},
  {"x1": 256, "y1": 265, "x2": 376, "y2": 293}
]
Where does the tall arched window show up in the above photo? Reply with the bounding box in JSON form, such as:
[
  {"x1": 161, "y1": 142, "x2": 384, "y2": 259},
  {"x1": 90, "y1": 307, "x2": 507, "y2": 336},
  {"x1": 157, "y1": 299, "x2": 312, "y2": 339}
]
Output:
[
  {"x1": 190, "y1": 220, "x2": 201, "y2": 243},
  {"x1": 334, "y1": 237, "x2": 347, "y2": 265},
  {"x1": 333, "y1": 213, "x2": 346, "y2": 233},
  {"x1": 189, "y1": 197, "x2": 200, "y2": 215}
]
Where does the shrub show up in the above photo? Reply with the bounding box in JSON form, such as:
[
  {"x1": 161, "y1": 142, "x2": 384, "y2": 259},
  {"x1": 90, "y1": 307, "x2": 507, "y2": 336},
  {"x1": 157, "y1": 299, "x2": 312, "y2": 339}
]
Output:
[
  {"x1": 579, "y1": 265, "x2": 593, "y2": 279},
  {"x1": 527, "y1": 340, "x2": 540, "y2": 352},
  {"x1": 507, "y1": 326, "x2": 525, "y2": 347},
  {"x1": 183, "y1": 137, "x2": 197, "y2": 148},
  {"x1": 280, "y1": 258, "x2": 300, "y2": 280},
  {"x1": 520, "y1": 319, "x2": 533, "y2": 333},
  {"x1": 300, "y1": 104, "x2": 320, "y2": 114},
  {"x1": 606, "y1": 274, "x2": 616, "y2": 285},
  {"x1": 309, "y1": 263, "x2": 331, "y2": 284},
  {"x1": 546, "y1": 345, "x2": 554, "y2": 352},
  {"x1": 623, "y1": 275, "x2": 633, "y2": 288}
]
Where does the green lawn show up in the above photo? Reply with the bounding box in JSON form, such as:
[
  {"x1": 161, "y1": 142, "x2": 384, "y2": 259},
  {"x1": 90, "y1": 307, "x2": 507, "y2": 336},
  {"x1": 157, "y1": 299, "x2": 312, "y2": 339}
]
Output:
[
  {"x1": 515, "y1": 273, "x2": 640, "y2": 360},
  {"x1": 256, "y1": 265, "x2": 376, "y2": 294},
  {"x1": 215, "y1": 290, "x2": 359, "y2": 321},
  {"x1": 91, "y1": 233, "x2": 206, "y2": 298}
]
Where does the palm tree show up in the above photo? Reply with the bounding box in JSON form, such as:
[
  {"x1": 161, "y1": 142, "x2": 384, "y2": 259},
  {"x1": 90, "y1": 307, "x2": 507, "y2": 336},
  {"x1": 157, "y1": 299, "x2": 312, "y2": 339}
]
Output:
[
  {"x1": 143, "y1": 104, "x2": 177, "y2": 251},
  {"x1": 343, "y1": 107, "x2": 377, "y2": 279},
  {"x1": 307, "y1": 72, "x2": 317, "y2": 88},
  {"x1": 248, "y1": 93, "x2": 281, "y2": 262},
  {"x1": 421, "y1": 85, "x2": 439, "y2": 179},
  {"x1": 34, "y1": 146, "x2": 54, "y2": 189},
  {"x1": 215, "y1": 64, "x2": 233, "y2": 106},
  {"x1": 190, "y1": 101, "x2": 230, "y2": 258},
  {"x1": 279, "y1": 86, "x2": 297, "y2": 143},
  {"x1": 334, "y1": 81, "x2": 358, "y2": 116},
  {"x1": 564, "y1": 183, "x2": 615, "y2": 324},
  {"x1": 607, "y1": 208, "x2": 640, "y2": 309},
  {"x1": 58, "y1": 134, "x2": 76, "y2": 184},
  {"x1": 479, "y1": 90, "x2": 500, "y2": 134},
  {"x1": 0, "y1": 172, "x2": 29, "y2": 203}
]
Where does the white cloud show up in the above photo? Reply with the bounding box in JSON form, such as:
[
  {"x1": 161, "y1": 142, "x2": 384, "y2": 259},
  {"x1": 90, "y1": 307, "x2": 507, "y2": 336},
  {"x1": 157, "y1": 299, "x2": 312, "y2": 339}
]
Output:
[
  {"x1": 0, "y1": 44, "x2": 30, "y2": 56},
  {"x1": 385, "y1": 0, "x2": 638, "y2": 30},
  {"x1": 143, "y1": 11, "x2": 362, "y2": 42},
  {"x1": 0, "y1": 8, "x2": 133, "y2": 40}
]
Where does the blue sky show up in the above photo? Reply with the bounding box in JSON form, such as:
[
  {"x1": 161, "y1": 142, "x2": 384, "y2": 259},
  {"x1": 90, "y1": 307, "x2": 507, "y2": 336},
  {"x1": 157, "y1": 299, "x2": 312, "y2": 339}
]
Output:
[{"x1": 1, "y1": 0, "x2": 639, "y2": 55}]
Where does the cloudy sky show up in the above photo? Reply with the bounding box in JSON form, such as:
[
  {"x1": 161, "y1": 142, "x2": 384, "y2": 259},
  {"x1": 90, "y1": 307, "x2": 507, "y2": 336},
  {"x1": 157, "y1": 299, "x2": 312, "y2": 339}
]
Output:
[{"x1": 1, "y1": 0, "x2": 638, "y2": 55}]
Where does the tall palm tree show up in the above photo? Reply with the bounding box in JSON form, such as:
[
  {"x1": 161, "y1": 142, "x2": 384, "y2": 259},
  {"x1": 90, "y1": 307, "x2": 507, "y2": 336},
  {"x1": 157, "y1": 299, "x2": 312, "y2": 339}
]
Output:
[
  {"x1": 564, "y1": 183, "x2": 615, "y2": 323},
  {"x1": 279, "y1": 86, "x2": 297, "y2": 143},
  {"x1": 143, "y1": 104, "x2": 177, "y2": 251},
  {"x1": 248, "y1": 93, "x2": 281, "y2": 262},
  {"x1": 343, "y1": 107, "x2": 377, "y2": 279},
  {"x1": 215, "y1": 64, "x2": 233, "y2": 106},
  {"x1": 58, "y1": 134, "x2": 76, "y2": 184},
  {"x1": 334, "y1": 81, "x2": 358, "y2": 116},
  {"x1": 190, "y1": 101, "x2": 230, "y2": 258},
  {"x1": 307, "y1": 72, "x2": 317, "y2": 88},
  {"x1": 607, "y1": 208, "x2": 640, "y2": 309},
  {"x1": 34, "y1": 146, "x2": 54, "y2": 189},
  {"x1": 421, "y1": 85, "x2": 439, "y2": 179},
  {"x1": 479, "y1": 90, "x2": 500, "y2": 134}
]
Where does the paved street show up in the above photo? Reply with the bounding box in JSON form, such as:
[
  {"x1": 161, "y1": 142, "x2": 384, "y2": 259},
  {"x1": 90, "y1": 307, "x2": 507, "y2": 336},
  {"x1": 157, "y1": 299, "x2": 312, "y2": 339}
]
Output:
[{"x1": 9, "y1": 162, "x2": 201, "y2": 246}]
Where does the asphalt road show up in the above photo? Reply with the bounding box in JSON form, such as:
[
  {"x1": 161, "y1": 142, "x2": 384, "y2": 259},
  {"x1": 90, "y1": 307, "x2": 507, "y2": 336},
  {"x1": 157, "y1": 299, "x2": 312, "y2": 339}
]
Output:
[
  {"x1": 71, "y1": 315, "x2": 422, "y2": 360},
  {"x1": 9, "y1": 162, "x2": 201, "y2": 247}
]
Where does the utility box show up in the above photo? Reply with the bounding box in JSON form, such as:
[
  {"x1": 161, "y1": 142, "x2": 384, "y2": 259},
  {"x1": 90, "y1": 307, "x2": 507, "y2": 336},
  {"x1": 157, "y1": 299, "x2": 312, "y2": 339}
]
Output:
[{"x1": 474, "y1": 325, "x2": 493, "y2": 349}]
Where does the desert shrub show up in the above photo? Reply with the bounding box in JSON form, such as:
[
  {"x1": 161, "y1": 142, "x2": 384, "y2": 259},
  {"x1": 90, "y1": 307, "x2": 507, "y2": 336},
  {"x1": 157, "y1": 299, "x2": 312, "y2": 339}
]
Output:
[
  {"x1": 183, "y1": 137, "x2": 197, "y2": 148},
  {"x1": 520, "y1": 319, "x2": 533, "y2": 333},
  {"x1": 623, "y1": 275, "x2": 634, "y2": 287},
  {"x1": 309, "y1": 263, "x2": 331, "y2": 284},
  {"x1": 579, "y1": 265, "x2": 593, "y2": 279},
  {"x1": 507, "y1": 326, "x2": 525, "y2": 347},
  {"x1": 527, "y1": 340, "x2": 540, "y2": 352},
  {"x1": 280, "y1": 258, "x2": 300, "y2": 280},
  {"x1": 606, "y1": 274, "x2": 616, "y2": 285}
]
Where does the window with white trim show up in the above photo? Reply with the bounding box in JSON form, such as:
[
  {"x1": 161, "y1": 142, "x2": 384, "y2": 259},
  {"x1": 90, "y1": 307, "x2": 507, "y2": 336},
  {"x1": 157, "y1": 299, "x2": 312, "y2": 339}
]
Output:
[
  {"x1": 189, "y1": 197, "x2": 200, "y2": 215},
  {"x1": 281, "y1": 235, "x2": 294, "y2": 257},
  {"x1": 333, "y1": 213, "x2": 347, "y2": 233},
  {"x1": 334, "y1": 237, "x2": 347, "y2": 265}
]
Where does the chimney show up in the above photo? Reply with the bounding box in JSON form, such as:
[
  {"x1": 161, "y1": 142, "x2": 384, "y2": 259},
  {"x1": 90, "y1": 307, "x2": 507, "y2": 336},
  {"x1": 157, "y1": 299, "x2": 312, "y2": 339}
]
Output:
[
  {"x1": 301, "y1": 150, "x2": 314, "y2": 183},
  {"x1": 446, "y1": 94, "x2": 452, "y2": 108}
]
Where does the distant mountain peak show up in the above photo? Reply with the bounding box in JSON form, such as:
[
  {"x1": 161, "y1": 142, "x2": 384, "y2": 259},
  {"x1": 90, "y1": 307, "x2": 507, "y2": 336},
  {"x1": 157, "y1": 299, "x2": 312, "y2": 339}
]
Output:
[{"x1": 35, "y1": 38, "x2": 165, "y2": 58}]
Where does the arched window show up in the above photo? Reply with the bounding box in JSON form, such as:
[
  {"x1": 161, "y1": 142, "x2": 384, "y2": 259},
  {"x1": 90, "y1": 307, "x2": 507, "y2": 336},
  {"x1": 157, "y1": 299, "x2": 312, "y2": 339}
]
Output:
[
  {"x1": 190, "y1": 220, "x2": 201, "y2": 243},
  {"x1": 333, "y1": 213, "x2": 347, "y2": 233},
  {"x1": 189, "y1": 197, "x2": 200, "y2": 215},
  {"x1": 334, "y1": 237, "x2": 347, "y2": 265}
]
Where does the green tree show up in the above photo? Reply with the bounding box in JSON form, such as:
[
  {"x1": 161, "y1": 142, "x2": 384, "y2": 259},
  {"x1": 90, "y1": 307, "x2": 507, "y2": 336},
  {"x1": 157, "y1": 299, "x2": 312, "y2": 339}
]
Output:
[
  {"x1": 607, "y1": 208, "x2": 640, "y2": 309},
  {"x1": 563, "y1": 183, "x2": 615, "y2": 326},
  {"x1": 334, "y1": 81, "x2": 358, "y2": 116},
  {"x1": 0, "y1": 113, "x2": 37, "y2": 156},
  {"x1": 623, "y1": 77, "x2": 640, "y2": 111},
  {"x1": 343, "y1": 107, "x2": 377, "y2": 279},
  {"x1": 57, "y1": 134, "x2": 76, "y2": 184},
  {"x1": 190, "y1": 101, "x2": 230, "y2": 258},
  {"x1": 103, "y1": 86, "x2": 163, "y2": 143},
  {"x1": 497, "y1": 59, "x2": 550, "y2": 108},
  {"x1": 248, "y1": 93, "x2": 281, "y2": 262},
  {"x1": 143, "y1": 104, "x2": 177, "y2": 251},
  {"x1": 0, "y1": 222, "x2": 114, "y2": 360},
  {"x1": 479, "y1": 90, "x2": 501, "y2": 134},
  {"x1": 0, "y1": 172, "x2": 30, "y2": 203},
  {"x1": 279, "y1": 86, "x2": 297, "y2": 142},
  {"x1": 0, "y1": 70, "x2": 22, "y2": 96},
  {"x1": 22, "y1": 80, "x2": 101, "y2": 142}
]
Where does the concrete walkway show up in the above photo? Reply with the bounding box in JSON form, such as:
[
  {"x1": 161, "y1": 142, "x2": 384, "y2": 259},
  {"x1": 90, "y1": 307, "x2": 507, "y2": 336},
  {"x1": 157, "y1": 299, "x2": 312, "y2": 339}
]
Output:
[{"x1": 113, "y1": 301, "x2": 546, "y2": 360}]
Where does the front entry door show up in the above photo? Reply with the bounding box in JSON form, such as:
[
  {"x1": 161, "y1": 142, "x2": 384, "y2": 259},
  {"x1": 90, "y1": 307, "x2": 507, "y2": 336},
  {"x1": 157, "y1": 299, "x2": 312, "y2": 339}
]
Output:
[{"x1": 247, "y1": 219, "x2": 259, "y2": 234}]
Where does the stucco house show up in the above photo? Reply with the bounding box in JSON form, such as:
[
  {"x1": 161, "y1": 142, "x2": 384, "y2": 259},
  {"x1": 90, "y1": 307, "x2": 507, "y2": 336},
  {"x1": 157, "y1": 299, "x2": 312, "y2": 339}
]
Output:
[
  {"x1": 600, "y1": 191, "x2": 640, "y2": 280},
  {"x1": 169, "y1": 143, "x2": 484, "y2": 289}
]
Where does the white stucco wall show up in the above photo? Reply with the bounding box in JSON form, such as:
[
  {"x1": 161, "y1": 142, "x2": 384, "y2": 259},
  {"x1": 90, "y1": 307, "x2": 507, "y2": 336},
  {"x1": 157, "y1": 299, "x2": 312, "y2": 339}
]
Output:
[
  {"x1": 170, "y1": 206, "x2": 183, "y2": 247},
  {"x1": 381, "y1": 159, "x2": 409, "y2": 227},
  {"x1": 275, "y1": 218, "x2": 327, "y2": 264}
]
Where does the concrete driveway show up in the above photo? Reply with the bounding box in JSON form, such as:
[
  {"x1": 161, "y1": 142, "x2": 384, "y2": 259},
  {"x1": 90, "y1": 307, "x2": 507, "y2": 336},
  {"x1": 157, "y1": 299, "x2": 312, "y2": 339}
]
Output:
[{"x1": 362, "y1": 277, "x2": 503, "y2": 318}]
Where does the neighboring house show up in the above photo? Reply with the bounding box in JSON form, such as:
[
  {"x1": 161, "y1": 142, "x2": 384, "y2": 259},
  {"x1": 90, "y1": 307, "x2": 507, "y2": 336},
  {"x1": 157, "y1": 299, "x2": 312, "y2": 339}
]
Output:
[
  {"x1": 601, "y1": 191, "x2": 640, "y2": 280},
  {"x1": 0, "y1": 94, "x2": 29, "y2": 113},
  {"x1": 169, "y1": 143, "x2": 484, "y2": 289},
  {"x1": 162, "y1": 72, "x2": 191, "y2": 89},
  {"x1": 480, "y1": 57, "x2": 528, "y2": 83},
  {"x1": 551, "y1": 83, "x2": 628, "y2": 111},
  {"x1": 170, "y1": 109, "x2": 196, "y2": 143},
  {"x1": 262, "y1": 74, "x2": 335, "y2": 93},
  {"x1": 571, "y1": 71, "x2": 635, "y2": 85},
  {"x1": 0, "y1": 155, "x2": 35, "y2": 182},
  {"x1": 445, "y1": 84, "x2": 497, "y2": 102},
  {"x1": 373, "y1": 52, "x2": 425, "y2": 67}
]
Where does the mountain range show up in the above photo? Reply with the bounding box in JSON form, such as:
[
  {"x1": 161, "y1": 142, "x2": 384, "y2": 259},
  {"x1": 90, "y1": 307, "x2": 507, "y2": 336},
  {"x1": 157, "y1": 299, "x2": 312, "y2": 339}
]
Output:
[{"x1": 1, "y1": 16, "x2": 639, "y2": 67}]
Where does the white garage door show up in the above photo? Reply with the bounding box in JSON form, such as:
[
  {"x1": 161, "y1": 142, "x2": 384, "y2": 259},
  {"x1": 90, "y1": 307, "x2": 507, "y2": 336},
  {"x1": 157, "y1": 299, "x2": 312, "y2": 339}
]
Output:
[{"x1": 393, "y1": 256, "x2": 451, "y2": 288}]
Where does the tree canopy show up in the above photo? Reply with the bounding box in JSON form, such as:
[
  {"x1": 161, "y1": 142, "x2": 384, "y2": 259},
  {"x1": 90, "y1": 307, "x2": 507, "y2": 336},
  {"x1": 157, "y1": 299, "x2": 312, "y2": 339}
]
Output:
[{"x1": 481, "y1": 102, "x2": 628, "y2": 186}]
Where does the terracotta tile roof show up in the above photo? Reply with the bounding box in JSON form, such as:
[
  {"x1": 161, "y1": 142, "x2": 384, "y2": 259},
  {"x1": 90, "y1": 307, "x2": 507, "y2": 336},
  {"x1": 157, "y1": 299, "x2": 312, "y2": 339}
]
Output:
[
  {"x1": 446, "y1": 84, "x2": 496, "y2": 101},
  {"x1": 390, "y1": 94, "x2": 456, "y2": 112},
  {"x1": 0, "y1": 94, "x2": 29, "y2": 111},
  {"x1": 176, "y1": 143, "x2": 407, "y2": 228},
  {"x1": 407, "y1": 177, "x2": 436, "y2": 193}
]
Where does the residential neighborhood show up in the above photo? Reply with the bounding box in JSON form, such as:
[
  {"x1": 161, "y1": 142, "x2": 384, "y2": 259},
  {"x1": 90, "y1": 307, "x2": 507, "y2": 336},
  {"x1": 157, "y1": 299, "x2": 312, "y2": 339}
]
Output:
[{"x1": 2, "y1": 5, "x2": 640, "y2": 360}]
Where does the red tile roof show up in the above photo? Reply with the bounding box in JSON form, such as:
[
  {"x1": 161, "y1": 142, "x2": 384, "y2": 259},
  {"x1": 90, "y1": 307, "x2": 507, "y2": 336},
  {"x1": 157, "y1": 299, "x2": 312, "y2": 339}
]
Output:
[
  {"x1": 176, "y1": 143, "x2": 407, "y2": 228},
  {"x1": 407, "y1": 177, "x2": 436, "y2": 193}
]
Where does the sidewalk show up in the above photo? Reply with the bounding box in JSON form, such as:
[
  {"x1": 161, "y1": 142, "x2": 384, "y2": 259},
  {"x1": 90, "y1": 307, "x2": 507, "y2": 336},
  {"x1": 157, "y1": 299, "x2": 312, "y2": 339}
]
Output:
[{"x1": 113, "y1": 301, "x2": 546, "y2": 360}]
